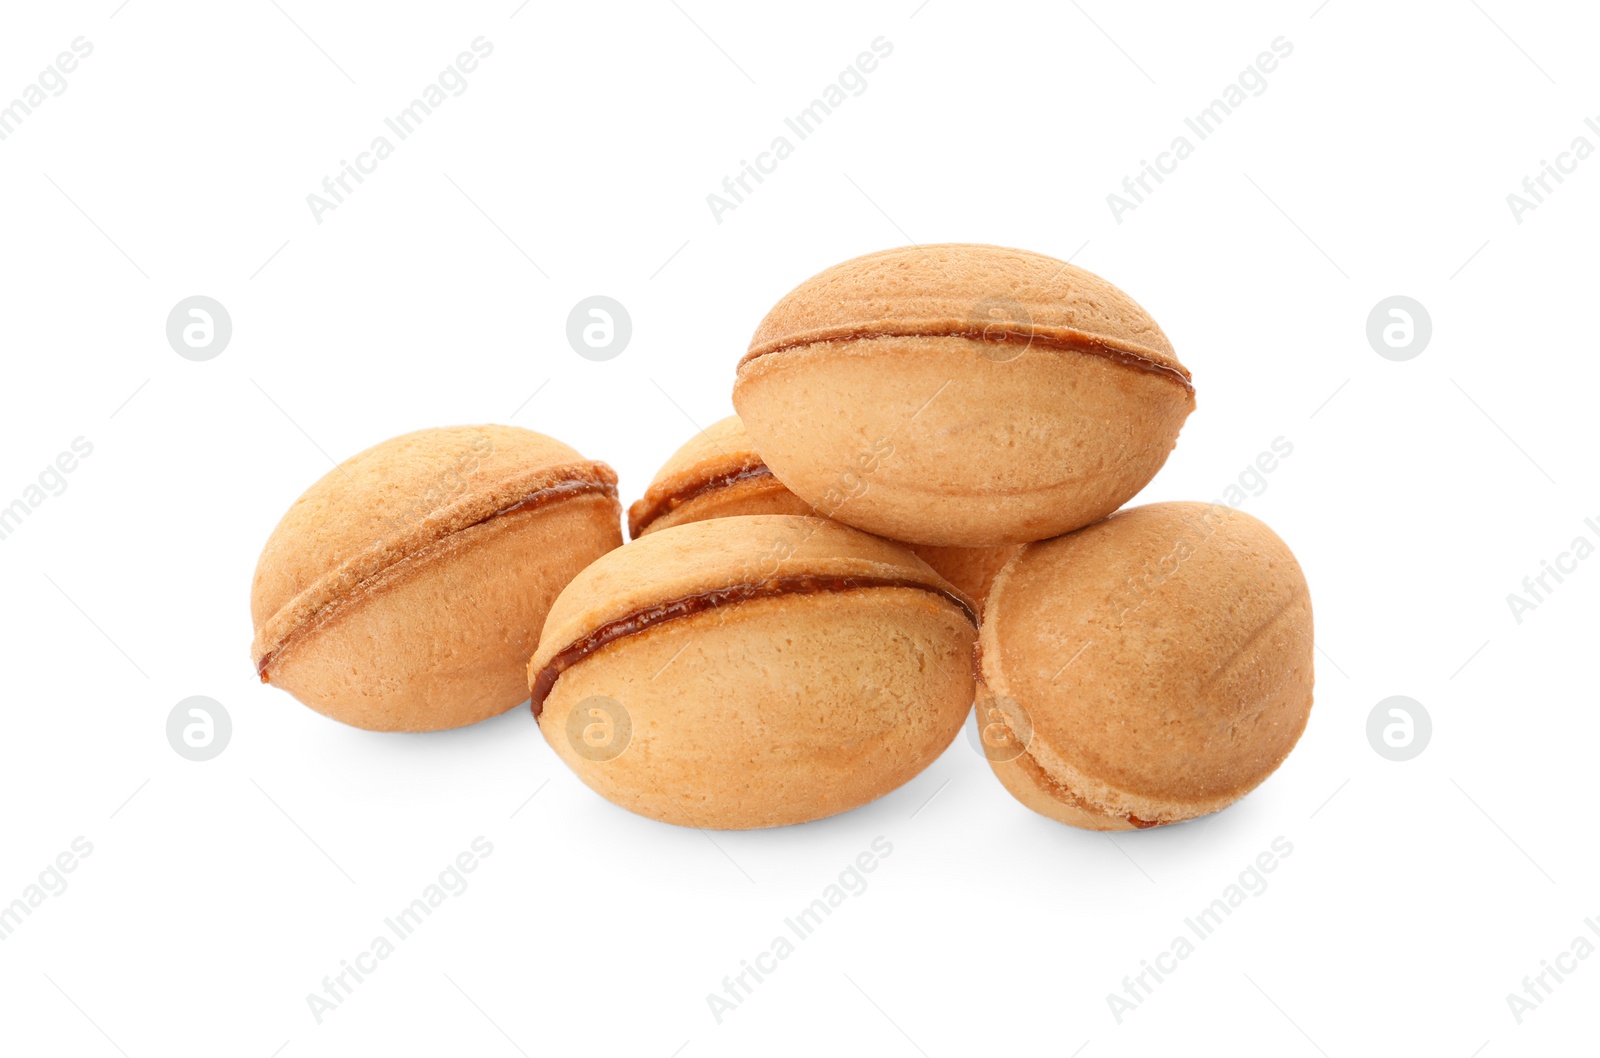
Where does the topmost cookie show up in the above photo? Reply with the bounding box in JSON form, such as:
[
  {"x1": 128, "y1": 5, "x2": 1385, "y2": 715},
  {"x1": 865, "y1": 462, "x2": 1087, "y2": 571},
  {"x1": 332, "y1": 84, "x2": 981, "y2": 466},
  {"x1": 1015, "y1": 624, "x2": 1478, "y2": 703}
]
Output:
[{"x1": 733, "y1": 244, "x2": 1196, "y2": 547}]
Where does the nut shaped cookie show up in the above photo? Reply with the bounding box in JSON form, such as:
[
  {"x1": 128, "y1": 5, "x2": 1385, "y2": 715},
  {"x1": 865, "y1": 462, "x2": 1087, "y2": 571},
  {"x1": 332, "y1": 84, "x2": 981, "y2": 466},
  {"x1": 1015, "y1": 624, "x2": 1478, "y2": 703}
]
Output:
[
  {"x1": 529, "y1": 515, "x2": 978, "y2": 829},
  {"x1": 630, "y1": 415, "x2": 1015, "y2": 613},
  {"x1": 627, "y1": 416, "x2": 814, "y2": 539},
  {"x1": 251, "y1": 425, "x2": 622, "y2": 732},
  {"x1": 734, "y1": 244, "x2": 1195, "y2": 546},
  {"x1": 978, "y1": 502, "x2": 1313, "y2": 829}
]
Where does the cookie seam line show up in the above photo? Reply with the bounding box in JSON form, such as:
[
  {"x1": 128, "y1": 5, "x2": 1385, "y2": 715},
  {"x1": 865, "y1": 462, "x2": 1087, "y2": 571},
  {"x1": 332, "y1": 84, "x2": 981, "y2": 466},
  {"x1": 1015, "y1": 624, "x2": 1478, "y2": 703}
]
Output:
[
  {"x1": 739, "y1": 327, "x2": 1192, "y2": 391},
  {"x1": 255, "y1": 469, "x2": 617, "y2": 678},
  {"x1": 529, "y1": 574, "x2": 979, "y2": 717},
  {"x1": 628, "y1": 461, "x2": 776, "y2": 538}
]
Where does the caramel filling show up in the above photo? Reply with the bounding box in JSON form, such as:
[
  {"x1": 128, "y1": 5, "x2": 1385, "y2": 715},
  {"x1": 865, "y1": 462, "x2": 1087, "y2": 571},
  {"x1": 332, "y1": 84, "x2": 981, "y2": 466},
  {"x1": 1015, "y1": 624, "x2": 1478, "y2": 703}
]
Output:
[
  {"x1": 744, "y1": 326, "x2": 1193, "y2": 392},
  {"x1": 1008, "y1": 733, "x2": 1171, "y2": 830},
  {"x1": 529, "y1": 573, "x2": 978, "y2": 716},
  {"x1": 629, "y1": 463, "x2": 775, "y2": 539},
  {"x1": 257, "y1": 476, "x2": 618, "y2": 681}
]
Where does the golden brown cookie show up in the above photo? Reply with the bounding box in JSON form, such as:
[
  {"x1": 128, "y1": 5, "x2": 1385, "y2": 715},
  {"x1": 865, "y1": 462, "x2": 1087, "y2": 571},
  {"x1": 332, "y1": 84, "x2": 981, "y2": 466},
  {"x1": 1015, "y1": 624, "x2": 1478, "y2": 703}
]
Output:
[
  {"x1": 630, "y1": 415, "x2": 1014, "y2": 616},
  {"x1": 251, "y1": 425, "x2": 622, "y2": 732},
  {"x1": 978, "y1": 502, "x2": 1312, "y2": 829},
  {"x1": 627, "y1": 416, "x2": 814, "y2": 538},
  {"x1": 529, "y1": 515, "x2": 977, "y2": 829},
  {"x1": 734, "y1": 244, "x2": 1195, "y2": 546}
]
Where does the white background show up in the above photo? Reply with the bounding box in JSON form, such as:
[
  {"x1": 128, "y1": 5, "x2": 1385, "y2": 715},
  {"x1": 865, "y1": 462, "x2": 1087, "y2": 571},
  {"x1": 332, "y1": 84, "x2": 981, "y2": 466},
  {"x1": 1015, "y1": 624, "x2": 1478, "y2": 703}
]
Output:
[{"x1": 1, "y1": 1, "x2": 1596, "y2": 1055}]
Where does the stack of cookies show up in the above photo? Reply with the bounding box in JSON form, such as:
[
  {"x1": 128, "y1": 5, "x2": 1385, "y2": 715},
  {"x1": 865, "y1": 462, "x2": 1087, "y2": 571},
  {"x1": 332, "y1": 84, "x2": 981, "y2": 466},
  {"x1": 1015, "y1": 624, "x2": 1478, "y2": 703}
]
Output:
[{"x1": 250, "y1": 244, "x2": 1314, "y2": 832}]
